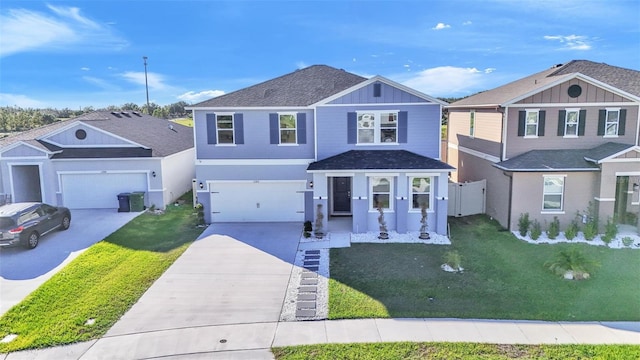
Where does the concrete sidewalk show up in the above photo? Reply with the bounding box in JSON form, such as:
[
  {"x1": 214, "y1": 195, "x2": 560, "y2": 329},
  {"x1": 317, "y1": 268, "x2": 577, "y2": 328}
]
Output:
[{"x1": 2, "y1": 223, "x2": 639, "y2": 359}]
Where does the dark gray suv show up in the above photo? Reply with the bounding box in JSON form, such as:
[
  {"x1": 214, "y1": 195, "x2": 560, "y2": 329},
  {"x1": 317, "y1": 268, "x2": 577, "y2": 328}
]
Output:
[{"x1": 0, "y1": 203, "x2": 71, "y2": 249}]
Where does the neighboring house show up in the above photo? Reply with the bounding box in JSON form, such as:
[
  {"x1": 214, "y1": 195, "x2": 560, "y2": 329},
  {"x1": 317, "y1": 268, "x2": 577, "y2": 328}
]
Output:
[
  {"x1": 187, "y1": 65, "x2": 453, "y2": 235},
  {"x1": 0, "y1": 111, "x2": 195, "y2": 210},
  {"x1": 447, "y1": 60, "x2": 640, "y2": 230}
]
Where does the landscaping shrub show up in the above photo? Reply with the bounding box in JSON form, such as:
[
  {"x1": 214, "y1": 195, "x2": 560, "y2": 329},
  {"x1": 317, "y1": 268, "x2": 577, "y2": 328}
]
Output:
[
  {"x1": 443, "y1": 250, "x2": 462, "y2": 270},
  {"x1": 547, "y1": 216, "x2": 560, "y2": 239},
  {"x1": 582, "y1": 202, "x2": 599, "y2": 241},
  {"x1": 601, "y1": 217, "x2": 618, "y2": 244},
  {"x1": 303, "y1": 220, "x2": 312, "y2": 232},
  {"x1": 530, "y1": 219, "x2": 542, "y2": 240},
  {"x1": 565, "y1": 219, "x2": 579, "y2": 240},
  {"x1": 622, "y1": 236, "x2": 634, "y2": 247},
  {"x1": 545, "y1": 248, "x2": 599, "y2": 280},
  {"x1": 518, "y1": 213, "x2": 530, "y2": 237}
]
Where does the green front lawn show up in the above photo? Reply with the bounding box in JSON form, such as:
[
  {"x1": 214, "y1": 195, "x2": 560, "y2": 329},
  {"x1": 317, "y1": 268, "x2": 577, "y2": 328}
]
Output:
[
  {"x1": 0, "y1": 194, "x2": 204, "y2": 353},
  {"x1": 329, "y1": 215, "x2": 640, "y2": 320},
  {"x1": 273, "y1": 343, "x2": 640, "y2": 360}
]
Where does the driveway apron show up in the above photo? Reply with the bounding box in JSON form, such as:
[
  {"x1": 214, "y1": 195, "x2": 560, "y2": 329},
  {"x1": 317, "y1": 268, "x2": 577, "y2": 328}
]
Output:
[{"x1": 88, "y1": 223, "x2": 300, "y2": 358}]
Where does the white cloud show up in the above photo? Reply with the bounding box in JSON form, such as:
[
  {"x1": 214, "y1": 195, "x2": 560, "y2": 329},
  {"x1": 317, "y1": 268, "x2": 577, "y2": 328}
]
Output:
[
  {"x1": 543, "y1": 35, "x2": 592, "y2": 50},
  {"x1": 400, "y1": 66, "x2": 495, "y2": 97},
  {"x1": 0, "y1": 5, "x2": 127, "y2": 57},
  {"x1": 178, "y1": 90, "x2": 225, "y2": 103},
  {"x1": 295, "y1": 61, "x2": 308, "y2": 69},
  {"x1": 463, "y1": 20, "x2": 472, "y2": 25},
  {"x1": 81, "y1": 67, "x2": 90, "y2": 71},
  {"x1": 0, "y1": 93, "x2": 47, "y2": 108},
  {"x1": 82, "y1": 76, "x2": 120, "y2": 91},
  {"x1": 432, "y1": 23, "x2": 451, "y2": 30},
  {"x1": 120, "y1": 71, "x2": 169, "y2": 91}
]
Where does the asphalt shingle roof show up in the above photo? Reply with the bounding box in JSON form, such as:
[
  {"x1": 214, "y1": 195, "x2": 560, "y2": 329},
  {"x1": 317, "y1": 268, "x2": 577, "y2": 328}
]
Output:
[
  {"x1": 493, "y1": 142, "x2": 634, "y2": 171},
  {"x1": 0, "y1": 111, "x2": 193, "y2": 158},
  {"x1": 450, "y1": 60, "x2": 640, "y2": 107},
  {"x1": 191, "y1": 65, "x2": 367, "y2": 107},
  {"x1": 307, "y1": 150, "x2": 455, "y2": 171}
]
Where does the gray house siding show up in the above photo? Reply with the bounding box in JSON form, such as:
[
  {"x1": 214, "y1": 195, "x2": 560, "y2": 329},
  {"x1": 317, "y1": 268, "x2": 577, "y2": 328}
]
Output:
[
  {"x1": 315, "y1": 104, "x2": 441, "y2": 160},
  {"x1": 2, "y1": 144, "x2": 47, "y2": 157},
  {"x1": 193, "y1": 110, "x2": 315, "y2": 160},
  {"x1": 45, "y1": 124, "x2": 131, "y2": 146}
]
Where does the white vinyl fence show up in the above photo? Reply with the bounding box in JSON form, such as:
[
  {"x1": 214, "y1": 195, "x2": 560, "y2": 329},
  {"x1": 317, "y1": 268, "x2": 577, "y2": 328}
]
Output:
[{"x1": 448, "y1": 179, "x2": 486, "y2": 217}]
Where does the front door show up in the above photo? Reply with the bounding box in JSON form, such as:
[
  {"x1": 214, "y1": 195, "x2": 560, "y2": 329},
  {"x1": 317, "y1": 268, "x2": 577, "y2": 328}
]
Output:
[
  {"x1": 332, "y1": 177, "x2": 351, "y2": 214},
  {"x1": 614, "y1": 176, "x2": 629, "y2": 223}
]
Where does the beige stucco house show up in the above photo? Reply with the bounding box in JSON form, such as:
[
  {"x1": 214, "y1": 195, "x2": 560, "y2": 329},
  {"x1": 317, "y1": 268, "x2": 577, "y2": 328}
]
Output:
[{"x1": 447, "y1": 60, "x2": 640, "y2": 231}]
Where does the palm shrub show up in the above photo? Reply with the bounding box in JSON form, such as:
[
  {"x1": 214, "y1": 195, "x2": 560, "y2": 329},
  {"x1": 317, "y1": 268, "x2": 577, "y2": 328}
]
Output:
[
  {"x1": 443, "y1": 250, "x2": 462, "y2": 271},
  {"x1": 518, "y1": 212, "x2": 530, "y2": 236},
  {"x1": 545, "y1": 248, "x2": 600, "y2": 280},
  {"x1": 565, "y1": 218, "x2": 579, "y2": 240},
  {"x1": 622, "y1": 236, "x2": 634, "y2": 247},
  {"x1": 547, "y1": 216, "x2": 560, "y2": 239},
  {"x1": 530, "y1": 219, "x2": 542, "y2": 240},
  {"x1": 600, "y1": 217, "x2": 617, "y2": 244}
]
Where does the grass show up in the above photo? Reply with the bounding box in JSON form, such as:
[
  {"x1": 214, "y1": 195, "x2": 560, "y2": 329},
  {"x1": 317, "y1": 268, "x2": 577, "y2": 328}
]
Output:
[
  {"x1": 172, "y1": 118, "x2": 193, "y2": 127},
  {"x1": 329, "y1": 215, "x2": 640, "y2": 321},
  {"x1": 272, "y1": 342, "x2": 640, "y2": 360},
  {"x1": 0, "y1": 194, "x2": 204, "y2": 353}
]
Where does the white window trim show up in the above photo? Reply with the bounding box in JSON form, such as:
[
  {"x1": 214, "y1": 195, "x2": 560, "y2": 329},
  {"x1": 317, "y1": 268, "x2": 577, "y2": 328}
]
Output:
[
  {"x1": 469, "y1": 110, "x2": 475, "y2": 138},
  {"x1": 604, "y1": 107, "x2": 620, "y2": 138},
  {"x1": 563, "y1": 108, "x2": 580, "y2": 138},
  {"x1": 524, "y1": 109, "x2": 539, "y2": 138},
  {"x1": 409, "y1": 176, "x2": 433, "y2": 212},
  {"x1": 369, "y1": 176, "x2": 394, "y2": 211},
  {"x1": 542, "y1": 174, "x2": 566, "y2": 212},
  {"x1": 215, "y1": 112, "x2": 235, "y2": 145},
  {"x1": 278, "y1": 112, "x2": 298, "y2": 145},
  {"x1": 357, "y1": 110, "x2": 399, "y2": 145}
]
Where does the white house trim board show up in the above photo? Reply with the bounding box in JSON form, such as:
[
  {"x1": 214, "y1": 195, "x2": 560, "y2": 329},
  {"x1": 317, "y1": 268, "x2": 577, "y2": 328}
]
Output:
[
  {"x1": 56, "y1": 170, "x2": 151, "y2": 193},
  {"x1": 590, "y1": 146, "x2": 640, "y2": 163},
  {"x1": 320, "y1": 102, "x2": 440, "y2": 107},
  {"x1": 508, "y1": 102, "x2": 637, "y2": 108},
  {"x1": 594, "y1": 197, "x2": 615, "y2": 202},
  {"x1": 187, "y1": 106, "x2": 309, "y2": 111},
  {"x1": 503, "y1": 73, "x2": 640, "y2": 106},
  {"x1": 616, "y1": 171, "x2": 640, "y2": 176},
  {"x1": 312, "y1": 75, "x2": 447, "y2": 106},
  {"x1": 41, "y1": 121, "x2": 150, "y2": 149},
  {"x1": 325, "y1": 172, "x2": 355, "y2": 177},
  {"x1": 196, "y1": 159, "x2": 314, "y2": 166}
]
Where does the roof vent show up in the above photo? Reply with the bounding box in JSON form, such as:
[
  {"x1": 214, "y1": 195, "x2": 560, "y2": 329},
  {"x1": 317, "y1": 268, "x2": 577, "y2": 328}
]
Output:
[
  {"x1": 554, "y1": 63, "x2": 563, "y2": 68},
  {"x1": 263, "y1": 89, "x2": 275, "y2": 98},
  {"x1": 132, "y1": 111, "x2": 142, "y2": 117},
  {"x1": 121, "y1": 111, "x2": 131, "y2": 117},
  {"x1": 110, "y1": 111, "x2": 122, "y2": 118}
]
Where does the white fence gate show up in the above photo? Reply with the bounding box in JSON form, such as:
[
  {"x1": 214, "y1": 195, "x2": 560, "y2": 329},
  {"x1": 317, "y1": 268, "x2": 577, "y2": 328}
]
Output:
[{"x1": 448, "y1": 179, "x2": 486, "y2": 217}]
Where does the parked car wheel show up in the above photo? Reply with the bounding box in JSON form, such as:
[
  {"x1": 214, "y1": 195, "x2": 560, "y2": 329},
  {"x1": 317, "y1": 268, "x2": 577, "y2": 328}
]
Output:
[
  {"x1": 61, "y1": 216, "x2": 71, "y2": 230},
  {"x1": 26, "y1": 232, "x2": 39, "y2": 249}
]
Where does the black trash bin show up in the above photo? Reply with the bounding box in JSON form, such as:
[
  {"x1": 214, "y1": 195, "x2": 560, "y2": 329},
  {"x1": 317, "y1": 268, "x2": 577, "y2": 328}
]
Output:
[{"x1": 117, "y1": 193, "x2": 131, "y2": 212}]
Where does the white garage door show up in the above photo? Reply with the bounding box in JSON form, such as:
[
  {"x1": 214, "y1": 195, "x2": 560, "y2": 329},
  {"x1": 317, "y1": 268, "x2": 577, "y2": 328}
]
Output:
[
  {"x1": 210, "y1": 181, "x2": 305, "y2": 222},
  {"x1": 61, "y1": 173, "x2": 147, "y2": 209}
]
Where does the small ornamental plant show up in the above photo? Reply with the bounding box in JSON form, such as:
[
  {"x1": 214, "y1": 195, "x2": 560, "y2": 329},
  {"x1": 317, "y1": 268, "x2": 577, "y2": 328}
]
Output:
[
  {"x1": 601, "y1": 217, "x2": 618, "y2": 244},
  {"x1": 530, "y1": 219, "x2": 542, "y2": 241},
  {"x1": 377, "y1": 202, "x2": 389, "y2": 240},
  {"x1": 582, "y1": 202, "x2": 599, "y2": 241},
  {"x1": 547, "y1": 216, "x2": 560, "y2": 240},
  {"x1": 303, "y1": 220, "x2": 312, "y2": 238},
  {"x1": 545, "y1": 248, "x2": 599, "y2": 280},
  {"x1": 419, "y1": 202, "x2": 430, "y2": 239},
  {"x1": 565, "y1": 219, "x2": 579, "y2": 240},
  {"x1": 442, "y1": 250, "x2": 463, "y2": 273},
  {"x1": 518, "y1": 213, "x2": 530, "y2": 237},
  {"x1": 622, "y1": 236, "x2": 634, "y2": 247},
  {"x1": 314, "y1": 204, "x2": 324, "y2": 239}
]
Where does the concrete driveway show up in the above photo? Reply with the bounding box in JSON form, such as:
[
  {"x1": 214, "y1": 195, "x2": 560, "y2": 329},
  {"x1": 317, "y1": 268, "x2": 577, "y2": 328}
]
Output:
[
  {"x1": 0, "y1": 209, "x2": 142, "y2": 315},
  {"x1": 83, "y1": 222, "x2": 301, "y2": 359}
]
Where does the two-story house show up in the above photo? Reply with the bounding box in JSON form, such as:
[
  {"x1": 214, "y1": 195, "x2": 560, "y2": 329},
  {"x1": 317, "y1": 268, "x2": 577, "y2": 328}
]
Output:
[
  {"x1": 447, "y1": 60, "x2": 640, "y2": 231},
  {"x1": 188, "y1": 65, "x2": 453, "y2": 235}
]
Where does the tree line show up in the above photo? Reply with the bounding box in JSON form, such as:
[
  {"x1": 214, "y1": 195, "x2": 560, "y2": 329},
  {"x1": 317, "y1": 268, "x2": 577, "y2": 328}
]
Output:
[{"x1": 0, "y1": 101, "x2": 190, "y2": 133}]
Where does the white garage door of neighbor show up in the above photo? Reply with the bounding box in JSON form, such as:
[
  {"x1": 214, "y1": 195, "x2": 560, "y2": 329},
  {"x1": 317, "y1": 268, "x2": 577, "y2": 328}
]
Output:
[
  {"x1": 61, "y1": 173, "x2": 147, "y2": 209},
  {"x1": 211, "y1": 181, "x2": 305, "y2": 222}
]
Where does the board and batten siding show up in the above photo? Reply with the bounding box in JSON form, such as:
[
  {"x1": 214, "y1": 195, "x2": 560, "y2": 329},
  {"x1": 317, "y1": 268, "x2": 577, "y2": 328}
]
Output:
[
  {"x1": 1, "y1": 144, "x2": 47, "y2": 157},
  {"x1": 515, "y1": 79, "x2": 634, "y2": 105},
  {"x1": 193, "y1": 109, "x2": 315, "y2": 160},
  {"x1": 505, "y1": 105, "x2": 637, "y2": 159},
  {"x1": 328, "y1": 81, "x2": 428, "y2": 105},
  {"x1": 315, "y1": 104, "x2": 441, "y2": 160},
  {"x1": 45, "y1": 125, "x2": 131, "y2": 146}
]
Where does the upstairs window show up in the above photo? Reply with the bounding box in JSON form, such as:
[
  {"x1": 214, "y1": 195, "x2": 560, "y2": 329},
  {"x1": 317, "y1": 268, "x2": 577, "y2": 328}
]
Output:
[
  {"x1": 564, "y1": 109, "x2": 579, "y2": 136},
  {"x1": 370, "y1": 177, "x2": 393, "y2": 210},
  {"x1": 525, "y1": 110, "x2": 539, "y2": 137},
  {"x1": 216, "y1": 114, "x2": 234, "y2": 144},
  {"x1": 357, "y1": 111, "x2": 398, "y2": 144},
  {"x1": 411, "y1": 177, "x2": 431, "y2": 210},
  {"x1": 542, "y1": 176, "x2": 564, "y2": 212},
  {"x1": 606, "y1": 109, "x2": 619, "y2": 136},
  {"x1": 279, "y1": 114, "x2": 297, "y2": 144}
]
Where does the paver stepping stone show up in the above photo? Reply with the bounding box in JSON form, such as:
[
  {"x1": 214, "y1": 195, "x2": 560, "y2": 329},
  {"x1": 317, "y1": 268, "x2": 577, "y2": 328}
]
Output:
[
  {"x1": 303, "y1": 260, "x2": 320, "y2": 266},
  {"x1": 298, "y1": 286, "x2": 317, "y2": 293},
  {"x1": 301, "y1": 278, "x2": 318, "y2": 285},
  {"x1": 297, "y1": 293, "x2": 316, "y2": 301},
  {"x1": 296, "y1": 309, "x2": 316, "y2": 317},
  {"x1": 301, "y1": 272, "x2": 318, "y2": 279},
  {"x1": 297, "y1": 301, "x2": 316, "y2": 309},
  {"x1": 305, "y1": 250, "x2": 320, "y2": 254},
  {"x1": 304, "y1": 255, "x2": 320, "y2": 260},
  {"x1": 303, "y1": 266, "x2": 318, "y2": 271}
]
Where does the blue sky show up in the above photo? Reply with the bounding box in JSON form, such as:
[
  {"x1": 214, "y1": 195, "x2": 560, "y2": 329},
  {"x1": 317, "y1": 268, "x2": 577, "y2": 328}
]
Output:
[{"x1": 1, "y1": 0, "x2": 639, "y2": 109}]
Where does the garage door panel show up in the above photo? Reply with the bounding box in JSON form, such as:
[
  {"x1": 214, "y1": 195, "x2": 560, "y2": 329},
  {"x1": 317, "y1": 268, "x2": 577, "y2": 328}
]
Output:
[
  {"x1": 62, "y1": 173, "x2": 147, "y2": 209},
  {"x1": 211, "y1": 182, "x2": 304, "y2": 222}
]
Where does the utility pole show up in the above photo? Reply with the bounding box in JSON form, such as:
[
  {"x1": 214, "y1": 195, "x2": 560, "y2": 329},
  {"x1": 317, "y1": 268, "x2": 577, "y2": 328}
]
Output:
[{"x1": 143, "y1": 56, "x2": 150, "y2": 113}]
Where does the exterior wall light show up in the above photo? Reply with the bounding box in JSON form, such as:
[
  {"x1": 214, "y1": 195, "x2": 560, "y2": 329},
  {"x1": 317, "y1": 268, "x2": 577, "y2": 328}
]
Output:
[
  {"x1": 151, "y1": 171, "x2": 156, "y2": 178},
  {"x1": 309, "y1": 181, "x2": 314, "y2": 189},
  {"x1": 199, "y1": 182, "x2": 204, "y2": 189}
]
